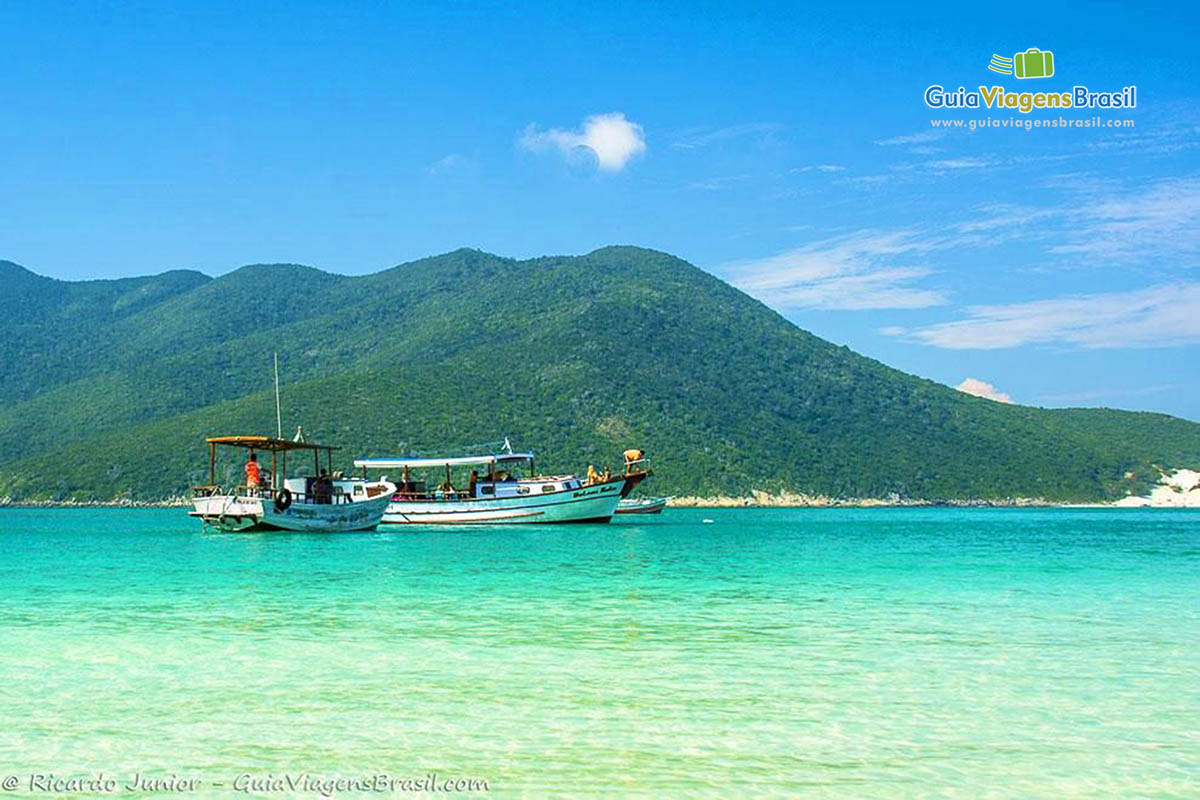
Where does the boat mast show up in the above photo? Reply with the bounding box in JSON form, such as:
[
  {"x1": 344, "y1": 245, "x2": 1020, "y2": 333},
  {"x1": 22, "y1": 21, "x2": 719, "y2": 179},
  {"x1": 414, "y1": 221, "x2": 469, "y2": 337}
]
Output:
[{"x1": 273, "y1": 352, "x2": 283, "y2": 438}]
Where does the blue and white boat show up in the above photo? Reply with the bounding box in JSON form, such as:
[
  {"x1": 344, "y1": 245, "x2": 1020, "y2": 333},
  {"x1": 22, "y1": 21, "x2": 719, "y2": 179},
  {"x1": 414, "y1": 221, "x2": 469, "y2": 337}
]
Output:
[
  {"x1": 355, "y1": 442, "x2": 650, "y2": 525},
  {"x1": 191, "y1": 435, "x2": 395, "y2": 532}
]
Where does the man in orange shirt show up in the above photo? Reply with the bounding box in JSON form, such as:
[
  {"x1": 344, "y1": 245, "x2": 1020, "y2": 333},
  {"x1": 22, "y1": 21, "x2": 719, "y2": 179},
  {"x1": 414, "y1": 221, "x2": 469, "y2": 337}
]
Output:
[{"x1": 245, "y1": 453, "x2": 262, "y2": 489}]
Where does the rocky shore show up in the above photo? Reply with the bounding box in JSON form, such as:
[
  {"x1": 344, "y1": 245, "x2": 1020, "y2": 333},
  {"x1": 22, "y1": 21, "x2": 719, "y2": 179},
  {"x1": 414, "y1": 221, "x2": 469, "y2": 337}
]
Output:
[
  {"x1": 667, "y1": 491, "x2": 1054, "y2": 508},
  {"x1": 0, "y1": 496, "x2": 192, "y2": 508}
]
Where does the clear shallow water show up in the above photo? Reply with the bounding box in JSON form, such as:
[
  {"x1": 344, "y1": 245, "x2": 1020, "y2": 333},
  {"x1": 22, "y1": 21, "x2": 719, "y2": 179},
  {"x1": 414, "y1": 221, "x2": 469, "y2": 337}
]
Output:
[{"x1": 0, "y1": 508, "x2": 1197, "y2": 798}]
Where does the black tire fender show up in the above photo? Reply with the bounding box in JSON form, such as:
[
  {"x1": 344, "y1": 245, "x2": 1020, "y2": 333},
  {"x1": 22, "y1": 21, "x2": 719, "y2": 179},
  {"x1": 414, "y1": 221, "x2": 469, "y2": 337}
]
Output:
[{"x1": 274, "y1": 488, "x2": 293, "y2": 512}]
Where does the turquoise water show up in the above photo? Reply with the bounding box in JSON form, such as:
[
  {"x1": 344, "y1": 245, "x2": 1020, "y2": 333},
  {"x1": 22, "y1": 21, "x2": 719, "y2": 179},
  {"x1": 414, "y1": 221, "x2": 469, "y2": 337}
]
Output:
[{"x1": 0, "y1": 508, "x2": 1197, "y2": 798}]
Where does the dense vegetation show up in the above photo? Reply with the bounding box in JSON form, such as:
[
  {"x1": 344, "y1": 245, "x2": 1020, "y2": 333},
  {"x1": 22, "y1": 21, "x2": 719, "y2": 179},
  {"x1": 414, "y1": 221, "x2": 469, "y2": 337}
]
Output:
[{"x1": 1, "y1": 248, "x2": 1197, "y2": 502}]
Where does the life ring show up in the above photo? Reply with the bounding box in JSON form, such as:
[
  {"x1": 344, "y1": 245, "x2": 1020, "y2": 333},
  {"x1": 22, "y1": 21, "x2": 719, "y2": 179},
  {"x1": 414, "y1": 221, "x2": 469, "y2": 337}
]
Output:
[{"x1": 274, "y1": 488, "x2": 293, "y2": 512}]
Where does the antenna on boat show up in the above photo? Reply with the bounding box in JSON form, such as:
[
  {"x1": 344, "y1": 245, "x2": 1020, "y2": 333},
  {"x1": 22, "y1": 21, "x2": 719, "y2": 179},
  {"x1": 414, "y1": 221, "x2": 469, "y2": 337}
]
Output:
[{"x1": 273, "y1": 352, "x2": 283, "y2": 438}]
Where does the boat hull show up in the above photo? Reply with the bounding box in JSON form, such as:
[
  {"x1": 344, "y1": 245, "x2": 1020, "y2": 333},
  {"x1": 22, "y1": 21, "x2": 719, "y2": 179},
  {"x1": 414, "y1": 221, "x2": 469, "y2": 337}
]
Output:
[
  {"x1": 192, "y1": 492, "x2": 392, "y2": 532},
  {"x1": 380, "y1": 478, "x2": 627, "y2": 525},
  {"x1": 615, "y1": 497, "x2": 668, "y2": 514}
]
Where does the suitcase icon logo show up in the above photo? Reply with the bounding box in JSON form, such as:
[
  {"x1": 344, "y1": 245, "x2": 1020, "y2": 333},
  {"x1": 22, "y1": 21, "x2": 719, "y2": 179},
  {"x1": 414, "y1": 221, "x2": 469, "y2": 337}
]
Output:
[{"x1": 988, "y1": 48, "x2": 1055, "y2": 79}]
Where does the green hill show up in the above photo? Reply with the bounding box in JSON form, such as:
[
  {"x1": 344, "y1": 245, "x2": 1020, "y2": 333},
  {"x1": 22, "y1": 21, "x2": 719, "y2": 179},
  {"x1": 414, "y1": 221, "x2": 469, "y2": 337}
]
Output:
[{"x1": 1, "y1": 247, "x2": 1197, "y2": 503}]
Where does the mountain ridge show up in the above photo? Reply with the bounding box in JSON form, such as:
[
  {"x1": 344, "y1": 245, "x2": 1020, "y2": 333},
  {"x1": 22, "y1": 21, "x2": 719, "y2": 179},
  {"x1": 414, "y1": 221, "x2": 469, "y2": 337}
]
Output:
[{"x1": 2, "y1": 246, "x2": 1197, "y2": 502}]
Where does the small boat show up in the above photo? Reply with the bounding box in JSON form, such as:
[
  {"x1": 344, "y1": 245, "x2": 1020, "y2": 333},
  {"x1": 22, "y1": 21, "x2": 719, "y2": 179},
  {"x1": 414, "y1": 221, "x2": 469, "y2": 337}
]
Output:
[
  {"x1": 615, "y1": 496, "x2": 668, "y2": 515},
  {"x1": 191, "y1": 436, "x2": 395, "y2": 532},
  {"x1": 354, "y1": 441, "x2": 650, "y2": 525}
]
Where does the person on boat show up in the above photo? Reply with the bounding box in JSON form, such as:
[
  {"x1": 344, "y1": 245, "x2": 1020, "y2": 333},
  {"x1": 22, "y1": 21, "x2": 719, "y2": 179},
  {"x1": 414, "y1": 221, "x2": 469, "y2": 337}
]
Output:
[
  {"x1": 468, "y1": 470, "x2": 478, "y2": 497},
  {"x1": 245, "y1": 453, "x2": 262, "y2": 489},
  {"x1": 314, "y1": 469, "x2": 333, "y2": 504},
  {"x1": 587, "y1": 465, "x2": 600, "y2": 485},
  {"x1": 623, "y1": 448, "x2": 644, "y2": 473}
]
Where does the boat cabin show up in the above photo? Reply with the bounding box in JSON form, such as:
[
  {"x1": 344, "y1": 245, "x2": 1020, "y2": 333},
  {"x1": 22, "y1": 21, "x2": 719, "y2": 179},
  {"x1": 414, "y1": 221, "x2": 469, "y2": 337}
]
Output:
[
  {"x1": 196, "y1": 435, "x2": 389, "y2": 506},
  {"x1": 354, "y1": 451, "x2": 594, "y2": 501}
]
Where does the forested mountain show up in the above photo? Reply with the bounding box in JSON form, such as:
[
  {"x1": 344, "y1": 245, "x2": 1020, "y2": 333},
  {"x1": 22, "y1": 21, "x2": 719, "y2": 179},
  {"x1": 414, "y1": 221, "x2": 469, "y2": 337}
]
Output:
[{"x1": 2, "y1": 248, "x2": 1197, "y2": 502}]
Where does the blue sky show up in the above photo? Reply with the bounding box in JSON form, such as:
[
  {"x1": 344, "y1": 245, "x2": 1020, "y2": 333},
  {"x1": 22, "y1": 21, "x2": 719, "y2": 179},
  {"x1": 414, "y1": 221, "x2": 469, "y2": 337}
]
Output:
[{"x1": 2, "y1": 1, "x2": 1198, "y2": 418}]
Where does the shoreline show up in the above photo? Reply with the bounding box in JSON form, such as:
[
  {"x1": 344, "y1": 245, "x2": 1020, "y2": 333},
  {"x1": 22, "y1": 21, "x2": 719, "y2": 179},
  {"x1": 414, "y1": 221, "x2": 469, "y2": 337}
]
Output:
[
  {"x1": 4, "y1": 471, "x2": 1196, "y2": 510},
  {"x1": 2, "y1": 497, "x2": 1195, "y2": 510}
]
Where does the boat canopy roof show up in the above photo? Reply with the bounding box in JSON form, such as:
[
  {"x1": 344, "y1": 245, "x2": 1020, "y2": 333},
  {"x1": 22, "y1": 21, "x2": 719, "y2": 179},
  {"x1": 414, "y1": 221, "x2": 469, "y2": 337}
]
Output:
[
  {"x1": 206, "y1": 435, "x2": 339, "y2": 452},
  {"x1": 354, "y1": 453, "x2": 534, "y2": 470}
]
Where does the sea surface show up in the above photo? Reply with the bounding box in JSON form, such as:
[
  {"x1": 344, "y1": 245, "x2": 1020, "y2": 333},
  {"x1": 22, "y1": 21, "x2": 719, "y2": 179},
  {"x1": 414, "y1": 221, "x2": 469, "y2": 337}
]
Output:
[{"x1": 0, "y1": 508, "x2": 1196, "y2": 798}]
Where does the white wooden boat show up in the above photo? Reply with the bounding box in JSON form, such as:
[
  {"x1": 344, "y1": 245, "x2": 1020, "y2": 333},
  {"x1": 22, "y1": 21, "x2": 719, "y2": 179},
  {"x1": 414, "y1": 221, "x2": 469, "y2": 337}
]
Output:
[
  {"x1": 616, "y1": 496, "x2": 668, "y2": 515},
  {"x1": 191, "y1": 436, "x2": 395, "y2": 532},
  {"x1": 354, "y1": 444, "x2": 650, "y2": 525}
]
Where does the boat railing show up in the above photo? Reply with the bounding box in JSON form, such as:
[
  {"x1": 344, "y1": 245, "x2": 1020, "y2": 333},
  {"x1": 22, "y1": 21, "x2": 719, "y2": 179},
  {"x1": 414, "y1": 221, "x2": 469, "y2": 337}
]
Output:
[
  {"x1": 390, "y1": 489, "x2": 472, "y2": 502},
  {"x1": 191, "y1": 485, "x2": 356, "y2": 505},
  {"x1": 623, "y1": 457, "x2": 650, "y2": 474}
]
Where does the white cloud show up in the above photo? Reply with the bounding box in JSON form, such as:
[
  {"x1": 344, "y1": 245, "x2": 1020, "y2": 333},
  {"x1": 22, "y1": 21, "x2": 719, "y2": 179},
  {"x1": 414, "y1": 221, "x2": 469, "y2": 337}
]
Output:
[
  {"x1": 520, "y1": 112, "x2": 646, "y2": 171},
  {"x1": 875, "y1": 130, "x2": 948, "y2": 146},
  {"x1": 671, "y1": 122, "x2": 784, "y2": 150},
  {"x1": 955, "y1": 378, "x2": 1013, "y2": 403},
  {"x1": 1086, "y1": 121, "x2": 1200, "y2": 155},
  {"x1": 890, "y1": 283, "x2": 1200, "y2": 349},
  {"x1": 838, "y1": 173, "x2": 894, "y2": 188},
  {"x1": 719, "y1": 230, "x2": 948, "y2": 311},
  {"x1": 923, "y1": 157, "x2": 995, "y2": 170},
  {"x1": 922, "y1": 176, "x2": 1200, "y2": 264},
  {"x1": 719, "y1": 174, "x2": 1200, "y2": 328},
  {"x1": 792, "y1": 164, "x2": 846, "y2": 173},
  {"x1": 426, "y1": 153, "x2": 466, "y2": 175},
  {"x1": 1048, "y1": 176, "x2": 1200, "y2": 262},
  {"x1": 687, "y1": 174, "x2": 751, "y2": 191},
  {"x1": 953, "y1": 203, "x2": 1060, "y2": 234}
]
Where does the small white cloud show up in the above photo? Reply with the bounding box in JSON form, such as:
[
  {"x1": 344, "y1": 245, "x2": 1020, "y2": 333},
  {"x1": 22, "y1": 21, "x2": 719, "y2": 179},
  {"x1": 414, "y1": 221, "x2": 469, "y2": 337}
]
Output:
[
  {"x1": 687, "y1": 174, "x2": 751, "y2": 191},
  {"x1": 924, "y1": 157, "x2": 995, "y2": 170},
  {"x1": 426, "y1": 153, "x2": 466, "y2": 175},
  {"x1": 718, "y1": 230, "x2": 948, "y2": 311},
  {"x1": 671, "y1": 122, "x2": 784, "y2": 150},
  {"x1": 955, "y1": 378, "x2": 1014, "y2": 403},
  {"x1": 838, "y1": 173, "x2": 894, "y2": 188},
  {"x1": 891, "y1": 283, "x2": 1200, "y2": 350},
  {"x1": 520, "y1": 112, "x2": 646, "y2": 171},
  {"x1": 792, "y1": 164, "x2": 846, "y2": 173},
  {"x1": 954, "y1": 203, "x2": 1060, "y2": 234},
  {"x1": 875, "y1": 130, "x2": 948, "y2": 146}
]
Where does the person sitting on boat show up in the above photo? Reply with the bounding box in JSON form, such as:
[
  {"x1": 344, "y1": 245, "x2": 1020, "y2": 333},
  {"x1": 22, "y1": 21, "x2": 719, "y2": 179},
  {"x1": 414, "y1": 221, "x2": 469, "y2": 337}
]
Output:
[
  {"x1": 314, "y1": 469, "x2": 333, "y2": 504},
  {"x1": 245, "y1": 453, "x2": 262, "y2": 489},
  {"x1": 587, "y1": 465, "x2": 600, "y2": 485}
]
